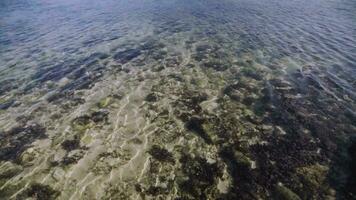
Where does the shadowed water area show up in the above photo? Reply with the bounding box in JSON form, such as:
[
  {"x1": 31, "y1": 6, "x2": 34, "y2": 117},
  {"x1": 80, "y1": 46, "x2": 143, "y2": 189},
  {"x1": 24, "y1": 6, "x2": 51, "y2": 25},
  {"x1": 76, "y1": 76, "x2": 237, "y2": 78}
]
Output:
[{"x1": 0, "y1": 0, "x2": 355, "y2": 199}]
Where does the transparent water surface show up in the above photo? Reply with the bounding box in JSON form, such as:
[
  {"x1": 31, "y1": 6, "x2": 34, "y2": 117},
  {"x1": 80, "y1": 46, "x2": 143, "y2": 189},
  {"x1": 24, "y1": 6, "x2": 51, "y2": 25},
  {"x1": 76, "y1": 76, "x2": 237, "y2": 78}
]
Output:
[{"x1": 0, "y1": 0, "x2": 355, "y2": 199}]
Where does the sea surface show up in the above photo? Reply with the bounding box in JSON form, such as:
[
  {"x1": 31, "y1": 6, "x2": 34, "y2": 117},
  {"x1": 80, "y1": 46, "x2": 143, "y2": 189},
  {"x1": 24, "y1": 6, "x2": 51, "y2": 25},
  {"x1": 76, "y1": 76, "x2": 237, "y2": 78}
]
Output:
[{"x1": 0, "y1": 0, "x2": 355, "y2": 199}]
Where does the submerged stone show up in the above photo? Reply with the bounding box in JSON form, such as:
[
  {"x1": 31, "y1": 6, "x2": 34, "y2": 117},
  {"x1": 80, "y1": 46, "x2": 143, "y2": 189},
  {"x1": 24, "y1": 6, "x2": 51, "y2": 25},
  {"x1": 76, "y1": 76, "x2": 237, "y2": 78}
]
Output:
[
  {"x1": 203, "y1": 60, "x2": 229, "y2": 71},
  {"x1": 71, "y1": 115, "x2": 92, "y2": 133},
  {"x1": 71, "y1": 110, "x2": 108, "y2": 133},
  {"x1": 0, "y1": 99, "x2": 15, "y2": 110},
  {"x1": 295, "y1": 164, "x2": 329, "y2": 199},
  {"x1": 23, "y1": 183, "x2": 60, "y2": 200},
  {"x1": 60, "y1": 76, "x2": 95, "y2": 92},
  {"x1": 72, "y1": 115, "x2": 91, "y2": 126},
  {"x1": 80, "y1": 52, "x2": 109, "y2": 64},
  {"x1": 0, "y1": 162, "x2": 23, "y2": 179},
  {"x1": 178, "y1": 154, "x2": 221, "y2": 198},
  {"x1": 61, "y1": 150, "x2": 84, "y2": 165},
  {"x1": 274, "y1": 184, "x2": 301, "y2": 200},
  {"x1": 145, "y1": 93, "x2": 159, "y2": 102},
  {"x1": 175, "y1": 91, "x2": 208, "y2": 118},
  {"x1": 223, "y1": 83, "x2": 243, "y2": 101},
  {"x1": 46, "y1": 92, "x2": 66, "y2": 103},
  {"x1": 148, "y1": 145, "x2": 175, "y2": 163},
  {"x1": 0, "y1": 182, "x2": 26, "y2": 199},
  {"x1": 345, "y1": 138, "x2": 356, "y2": 198},
  {"x1": 180, "y1": 154, "x2": 220, "y2": 183},
  {"x1": 0, "y1": 79, "x2": 18, "y2": 96},
  {"x1": 185, "y1": 116, "x2": 212, "y2": 144},
  {"x1": 114, "y1": 49, "x2": 141, "y2": 64},
  {"x1": 0, "y1": 123, "x2": 46, "y2": 161},
  {"x1": 145, "y1": 186, "x2": 167, "y2": 196},
  {"x1": 233, "y1": 151, "x2": 252, "y2": 169},
  {"x1": 61, "y1": 139, "x2": 80, "y2": 151},
  {"x1": 91, "y1": 110, "x2": 109, "y2": 123}
]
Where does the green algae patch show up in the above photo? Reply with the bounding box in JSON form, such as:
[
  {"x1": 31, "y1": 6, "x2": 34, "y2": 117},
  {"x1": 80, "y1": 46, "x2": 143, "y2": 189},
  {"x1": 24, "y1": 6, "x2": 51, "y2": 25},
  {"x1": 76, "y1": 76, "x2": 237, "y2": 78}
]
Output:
[
  {"x1": 80, "y1": 134, "x2": 93, "y2": 145},
  {"x1": 97, "y1": 97, "x2": 112, "y2": 108}
]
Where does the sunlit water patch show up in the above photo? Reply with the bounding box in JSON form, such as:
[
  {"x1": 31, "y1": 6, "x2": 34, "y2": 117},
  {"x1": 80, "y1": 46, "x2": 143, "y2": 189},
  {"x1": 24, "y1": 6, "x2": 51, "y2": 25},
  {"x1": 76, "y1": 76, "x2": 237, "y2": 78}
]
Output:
[{"x1": 0, "y1": 0, "x2": 355, "y2": 199}]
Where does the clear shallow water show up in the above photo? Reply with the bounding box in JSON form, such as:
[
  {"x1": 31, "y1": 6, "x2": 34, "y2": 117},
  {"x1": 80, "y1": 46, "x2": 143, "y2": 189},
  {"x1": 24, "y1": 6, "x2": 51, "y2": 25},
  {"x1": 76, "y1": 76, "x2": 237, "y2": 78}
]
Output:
[{"x1": 0, "y1": 0, "x2": 355, "y2": 199}]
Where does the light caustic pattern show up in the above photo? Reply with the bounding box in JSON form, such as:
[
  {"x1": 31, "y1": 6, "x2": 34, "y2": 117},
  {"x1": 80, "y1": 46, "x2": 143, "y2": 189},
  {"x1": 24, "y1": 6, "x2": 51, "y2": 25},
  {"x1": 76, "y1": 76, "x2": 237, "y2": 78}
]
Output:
[{"x1": 0, "y1": 0, "x2": 355, "y2": 199}]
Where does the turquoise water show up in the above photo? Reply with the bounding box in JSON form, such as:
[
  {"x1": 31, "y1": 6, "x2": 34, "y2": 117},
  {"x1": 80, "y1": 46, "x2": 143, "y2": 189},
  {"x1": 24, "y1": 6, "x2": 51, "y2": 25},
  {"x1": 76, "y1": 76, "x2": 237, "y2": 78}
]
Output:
[{"x1": 0, "y1": 0, "x2": 355, "y2": 199}]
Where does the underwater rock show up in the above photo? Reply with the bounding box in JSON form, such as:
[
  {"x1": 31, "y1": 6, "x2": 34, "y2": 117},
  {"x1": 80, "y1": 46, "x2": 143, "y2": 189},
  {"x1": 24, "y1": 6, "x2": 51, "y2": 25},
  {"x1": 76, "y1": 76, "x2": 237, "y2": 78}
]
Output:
[
  {"x1": 167, "y1": 74, "x2": 184, "y2": 82},
  {"x1": 140, "y1": 37, "x2": 165, "y2": 51},
  {"x1": 72, "y1": 115, "x2": 91, "y2": 126},
  {"x1": 128, "y1": 137, "x2": 143, "y2": 144},
  {"x1": 0, "y1": 162, "x2": 23, "y2": 179},
  {"x1": 185, "y1": 116, "x2": 212, "y2": 144},
  {"x1": 145, "y1": 186, "x2": 167, "y2": 196},
  {"x1": 80, "y1": 52, "x2": 109, "y2": 64},
  {"x1": 0, "y1": 79, "x2": 18, "y2": 96},
  {"x1": 219, "y1": 146, "x2": 254, "y2": 187},
  {"x1": 0, "y1": 123, "x2": 46, "y2": 161},
  {"x1": 69, "y1": 67, "x2": 87, "y2": 80},
  {"x1": 295, "y1": 164, "x2": 329, "y2": 199},
  {"x1": 46, "y1": 91, "x2": 79, "y2": 104},
  {"x1": 114, "y1": 49, "x2": 141, "y2": 64},
  {"x1": 61, "y1": 139, "x2": 80, "y2": 151},
  {"x1": 60, "y1": 75, "x2": 95, "y2": 92},
  {"x1": 175, "y1": 90, "x2": 208, "y2": 118},
  {"x1": 193, "y1": 44, "x2": 213, "y2": 61},
  {"x1": 151, "y1": 49, "x2": 167, "y2": 61},
  {"x1": 148, "y1": 145, "x2": 175, "y2": 163},
  {"x1": 345, "y1": 138, "x2": 356, "y2": 198},
  {"x1": 0, "y1": 182, "x2": 27, "y2": 199},
  {"x1": 274, "y1": 184, "x2": 302, "y2": 200},
  {"x1": 178, "y1": 154, "x2": 221, "y2": 198},
  {"x1": 23, "y1": 183, "x2": 60, "y2": 200},
  {"x1": 240, "y1": 67, "x2": 263, "y2": 80},
  {"x1": 181, "y1": 155, "x2": 221, "y2": 183},
  {"x1": 0, "y1": 99, "x2": 15, "y2": 110},
  {"x1": 203, "y1": 60, "x2": 228, "y2": 71},
  {"x1": 242, "y1": 96, "x2": 256, "y2": 106},
  {"x1": 190, "y1": 92, "x2": 209, "y2": 104},
  {"x1": 152, "y1": 65, "x2": 165, "y2": 72},
  {"x1": 20, "y1": 147, "x2": 40, "y2": 165},
  {"x1": 46, "y1": 92, "x2": 66, "y2": 103},
  {"x1": 91, "y1": 110, "x2": 109, "y2": 123},
  {"x1": 69, "y1": 97, "x2": 85, "y2": 107},
  {"x1": 61, "y1": 150, "x2": 84, "y2": 165},
  {"x1": 71, "y1": 110, "x2": 108, "y2": 132},
  {"x1": 145, "y1": 93, "x2": 159, "y2": 102},
  {"x1": 71, "y1": 115, "x2": 92, "y2": 133},
  {"x1": 233, "y1": 151, "x2": 252, "y2": 169},
  {"x1": 223, "y1": 83, "x2": 243, "y2": 101},
  {"x1": 165, "y1": 55, "x2": 182, "y2": 68},
  {"x1": 296, "y1": 164, "x2": 328, "y2": 189}
]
